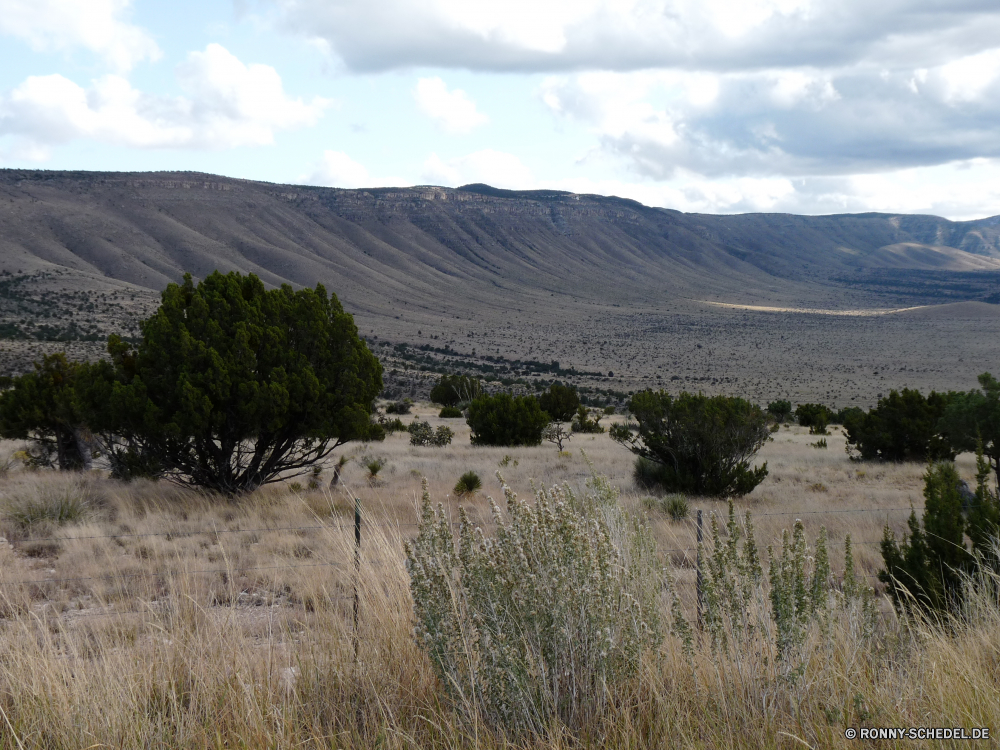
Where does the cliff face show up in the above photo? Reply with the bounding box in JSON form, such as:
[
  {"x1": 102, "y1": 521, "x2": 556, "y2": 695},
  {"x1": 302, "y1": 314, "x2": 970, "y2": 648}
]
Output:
[
  {"x1": 1, "y1": 171, "x2": 999, "y2": 403},
  {"x1": 2, "y1": 172, "x2": 997, "y2": 306}
]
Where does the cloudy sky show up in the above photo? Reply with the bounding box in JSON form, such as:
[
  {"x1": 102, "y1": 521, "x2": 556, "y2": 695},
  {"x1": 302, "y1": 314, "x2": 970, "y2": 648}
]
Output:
[{"x1": 1, "y1": 0, "x2": 999, "y2": 219}]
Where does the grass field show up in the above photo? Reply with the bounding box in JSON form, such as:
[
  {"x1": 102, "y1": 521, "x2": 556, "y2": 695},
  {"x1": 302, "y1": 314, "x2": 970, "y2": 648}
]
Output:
[{"x1": 0, "y1": 406, "x2": 995, "y2": 749}]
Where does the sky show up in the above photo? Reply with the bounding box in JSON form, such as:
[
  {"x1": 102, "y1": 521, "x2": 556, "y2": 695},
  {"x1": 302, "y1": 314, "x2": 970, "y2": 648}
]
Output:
[{"x1": 1, "y1": 1, "x2": 1000, "y2": 219}]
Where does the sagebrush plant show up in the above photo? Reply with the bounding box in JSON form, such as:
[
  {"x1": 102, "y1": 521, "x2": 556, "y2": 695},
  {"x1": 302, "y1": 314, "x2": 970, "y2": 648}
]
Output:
[
  {"x1": 406, "y1": 471, "x2": 663, "y2": 739},
  {"x1": 700, "y1": 503, "x2": 876, "y2": 661}
]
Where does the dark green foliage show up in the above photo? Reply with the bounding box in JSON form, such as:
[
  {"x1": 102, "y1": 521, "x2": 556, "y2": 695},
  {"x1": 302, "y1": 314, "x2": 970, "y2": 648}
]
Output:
[
  {"x1": 845, "y1": 389, "x2": 955, "y2": 463},
  {"x1": 538, "y1": 383, "x2": 580, "y2": 422},
  {"x1": 834, "y1": 406, "x2": 864, "y2": 428},
  {"x1": 438, "y1": 406, "x2": 463, "y2": 419},
  {"x1": 453, "y1": 470, "x2": 482, "y2": 495},
  {"x1": 966, "y1": 441, "x2": 1000, "y2": 571},
  {"x1": 939, "y1": 373, "x2": 1000, "y2": 484},
  {"x1": 613, "y1": 390, "x2": 769, "y2": 497},
  {"x1": 466, "y1": 393, "x2": 549, "y2": 446},
  {"x1": 82, "y1": 272, "x2": 383, "y2": 495},
  {"x1": 385, "y1": 399, "x2": 413, "y2": 415},
  {"x1": 879, "y1": 462, "x2": 972, "y2": 614},
  {"x1": 408, "y1": 420, "x2": 454, "y2": 447},
  {"x1": 375, "y1": 413, "x2": 406, "y2": 434},
  {"x1": 570, "y1": 405, "x2": 605, "y2": 434},
  {"x1": 795, "y1": 403, "x2": 832, "y2": 434},
  {"x1": 766, "y1": 400, "x2": 793, "y2": 423},
  {"x1": 430, "y1": 374, "x2": 483, "y2": 407},
  {"x1": 0, "y1": 353, "x2": 90, "y2": 470},
  {"x1": 633, "y1": 456, "x2": 673, "y2": 491}
]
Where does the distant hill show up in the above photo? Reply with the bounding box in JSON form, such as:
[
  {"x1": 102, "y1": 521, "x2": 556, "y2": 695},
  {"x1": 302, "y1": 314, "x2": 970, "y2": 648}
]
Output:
[{"x1": 0, "y1": 169, "x2": 998, "y2": 404}]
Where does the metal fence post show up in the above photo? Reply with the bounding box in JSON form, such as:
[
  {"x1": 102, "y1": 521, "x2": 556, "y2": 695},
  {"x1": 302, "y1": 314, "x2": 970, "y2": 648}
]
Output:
[
  {"x1": 353, "y1": 496, "x2": 361, "y2": 660},
  {"x1": 696, "y1": 509, "x2": 703, "y2": 632}
]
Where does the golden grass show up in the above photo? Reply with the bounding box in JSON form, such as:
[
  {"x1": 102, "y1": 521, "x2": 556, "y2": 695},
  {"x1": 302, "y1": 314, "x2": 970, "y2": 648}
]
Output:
[{"x1": 0, "y1": 414, "x2": 995, "y2": 749}]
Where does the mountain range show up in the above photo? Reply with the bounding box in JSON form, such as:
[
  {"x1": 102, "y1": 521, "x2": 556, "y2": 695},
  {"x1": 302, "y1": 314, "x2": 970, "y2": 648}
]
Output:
[{"x1": 0, "y1": 169, "x2": 998, "y2": 404}]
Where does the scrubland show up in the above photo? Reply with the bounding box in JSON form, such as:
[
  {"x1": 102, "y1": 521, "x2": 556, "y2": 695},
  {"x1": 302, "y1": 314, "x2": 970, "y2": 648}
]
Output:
[{"x1": 0, "y1": 405, "x2": 995, "y2": 749}]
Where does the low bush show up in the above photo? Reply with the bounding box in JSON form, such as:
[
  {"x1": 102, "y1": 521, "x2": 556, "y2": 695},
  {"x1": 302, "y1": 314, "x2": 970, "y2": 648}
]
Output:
[
  {"x1": 643, "y1": 493, "x2": 689, "y2": 521},
  {"x1": 766, "y1": 399, "x2": 792, "y2": 423},
  {"x1": 406, "y1": 473, "x2": 662, "y2": 738},
  {"x1": 408, "y1": 421, "x2": 454, "y2": 447},
  {"x1": 384, "y1": 399, "x2": 413, "y2": 415},
  {"x1": 879, "y1": 448, "x2": 1000, "y2": 615},
  {"x1": 453, "y1": 471, "x2": 482, "y2": 495},
  {"x1": 846, "y1": 388, "x2": 954, "y2": 462},
  {"x1": 538, "y1": 383, "x2": 580, "y2": 422},
  {"x1": 795, "y1": 403, "x2": 832, "y2": 434},
  {"x1": 438, "y1": 406, "x2": 463, "y2": 419},
  {"x1": 570, "y1": 405, "x2": 604, "y2": 433},
  {"x1": 614, "y1": 391, "x2": 769, "y2": 497},
  {"x1": 466, "y1": 393, "x2": 549, "y2": 446},
  {"x1": 633, "y1": 456, "x2": 673, "y2": 491},
  {"x1": 430, "y1": 375, "x2": 482, "y2": 407}
]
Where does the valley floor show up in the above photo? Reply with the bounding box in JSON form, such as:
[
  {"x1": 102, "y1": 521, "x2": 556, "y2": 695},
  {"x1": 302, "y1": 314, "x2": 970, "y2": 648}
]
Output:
[{"x1": 0, "y1": 412, "x2": 995, "y2": 748}]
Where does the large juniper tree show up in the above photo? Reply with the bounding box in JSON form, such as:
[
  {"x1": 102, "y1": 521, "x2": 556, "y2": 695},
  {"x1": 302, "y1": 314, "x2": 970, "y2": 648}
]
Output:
[{"x1": 86, "y1": 272, "x2": 383, "y2": 494}]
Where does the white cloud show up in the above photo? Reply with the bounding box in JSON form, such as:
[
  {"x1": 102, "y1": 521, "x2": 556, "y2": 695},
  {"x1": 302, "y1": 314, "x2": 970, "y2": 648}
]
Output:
[
  {"x1": 414, "y1": 77, "x2": 488, "y2": 134},
  {"x1": 540, "y1": 62, "x2": 1000, "y2": 181},
  {"x1": 302, "y1": 150, "x2": 408, "y2": 188},
  {"x1": 934, "y1": 48, "x2": 1000, "y2": 103},
  {"x1": 272, "y1": 0, "x2": 1000, "y2": 74},
  {"x1": 422, "y1": 150, "x2": 535, "y2": 189},
  {"x1": 0, "y1": 44, "x2": 330, "y2": 151},
  {"x1": 0, "y1": 0, "x2": 160, "y2": 71}
]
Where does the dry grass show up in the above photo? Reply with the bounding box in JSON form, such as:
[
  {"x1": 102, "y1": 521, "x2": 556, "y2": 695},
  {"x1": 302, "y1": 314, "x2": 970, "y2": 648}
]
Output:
[{"x1": 0, "y1": 414, "x2": 995, "y2": 749}]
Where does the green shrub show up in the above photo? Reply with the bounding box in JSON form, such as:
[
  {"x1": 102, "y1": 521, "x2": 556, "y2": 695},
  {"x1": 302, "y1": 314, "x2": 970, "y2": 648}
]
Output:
[
  {"x1": 795, "y1": 403, "x2": 832, "y2": 434},
  {"x1": 408, "y1": 421, "x2": 454, "y2": 447},
  {"x1": 642, "y1": 492, "x2": 689, "y2": 521},
  {"x1": 385, "y1": 399, "x2": 413, "y2": 415},
  {"x1": 613, "y1": 391, "x2": 769, "y2": 497},
  {"x1": 846, "y1": 389, "x2": 954, "y2": 462},
  {"x1": 767, "y1": 399, "x2": 793, "y2": 423},
  {"x1": 570, "y1": 405, "x2": 604, "y2": 433},
  {"x1": 466, "y1": 393, "x2": 549, "y2": 446},
  {"x1": 538, "y1": 383, "x2": 580, "y2": 422},
  {"x1": 0, "y1": 353, "x2": 91, "y2": 471},
  {"x1": 438, "y1": 406, "x2": 463, "y2": 418},
  {"x1": 633, "y1": 456, "x2": 673, "y2": 491},
  {"x1": 430, "y1": 374, "x2": 482, "y2": 407},
  {"x1": 834, "y1": 406, "x2": 864, "y2": 426},
  {"x1": 406, "y1": 473, "x2": 662, "y2": 738},
  {"x1": 880, "y1": 461, "x2": 974, "y2": 615},
  {"x1": 453, "y1": 471, "x2": 482, "y2": 495},
  {"x1": 939, "y1": 373, "x2": 1000, "y2": 485},
  {"x1": 810, "y1": 438, "x2": 828, "y2": 449},
  {"x1": 362, "y1": 456, "x2": 386, "y2": 483},
  {"x1": 377, "y1": 415, "x2": 407, "y2": 434}
]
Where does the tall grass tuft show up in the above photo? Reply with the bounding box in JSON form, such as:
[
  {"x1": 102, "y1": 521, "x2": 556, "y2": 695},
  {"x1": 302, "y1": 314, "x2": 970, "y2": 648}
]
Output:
[
  {"x1": 406, "y1": 472, "x2": 663, "y2": 740},
  {"x1": 2, "y1": 479, "x2": 98, "y2": 530}
]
